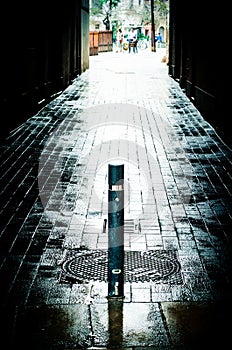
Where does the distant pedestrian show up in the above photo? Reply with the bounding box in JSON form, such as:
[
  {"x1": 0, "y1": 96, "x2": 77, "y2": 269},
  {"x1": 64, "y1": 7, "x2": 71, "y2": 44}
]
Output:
[
  {"x1": 156, "y1": 33, "x2": 162, "y2": 43},
  {"x1": 116, "y1": 28, "x2": 123, "y2": 52},
  {"x1": 156, "y1": 32, "x2": 162, "y2": 47},
  {"x1": 128, "y1": 28, "x2": 138, "y2": 53}
]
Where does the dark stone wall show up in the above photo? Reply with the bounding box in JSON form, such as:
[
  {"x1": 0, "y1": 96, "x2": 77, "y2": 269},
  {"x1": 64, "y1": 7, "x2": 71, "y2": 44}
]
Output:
[
  {"x1": 0, "y1": 0, "x2": 89, "y2": 140},
  {"x1": 169, "y1": 0, "x2": 228, "y2": 144}
]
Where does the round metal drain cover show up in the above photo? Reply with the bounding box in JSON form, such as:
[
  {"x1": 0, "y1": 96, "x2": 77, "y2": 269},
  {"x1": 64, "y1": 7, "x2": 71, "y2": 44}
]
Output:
[{"x1": 61, "y1": 249, "x2": 182, "y2": 284}]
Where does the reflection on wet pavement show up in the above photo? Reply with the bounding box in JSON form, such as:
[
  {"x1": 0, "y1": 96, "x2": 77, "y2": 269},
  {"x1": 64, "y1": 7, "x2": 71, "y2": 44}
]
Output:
[{"x1": 0, "y1": 49, "x2": 231, "y2": 348}]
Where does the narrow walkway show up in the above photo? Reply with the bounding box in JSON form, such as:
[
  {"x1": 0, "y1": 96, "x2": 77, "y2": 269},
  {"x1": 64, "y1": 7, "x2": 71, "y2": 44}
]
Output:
[{"x1": 0, "y1": 48, "x2": 232, "y2": 349}]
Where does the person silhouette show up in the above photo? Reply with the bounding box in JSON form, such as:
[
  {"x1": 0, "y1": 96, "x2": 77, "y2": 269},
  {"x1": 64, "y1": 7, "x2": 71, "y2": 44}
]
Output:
[{"x1": 128, "y1": 28, "x2": 138, "y2": 53}]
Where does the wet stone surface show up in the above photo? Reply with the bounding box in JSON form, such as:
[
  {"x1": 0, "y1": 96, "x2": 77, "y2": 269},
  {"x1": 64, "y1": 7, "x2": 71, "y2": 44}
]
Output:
[
  {"x1": 60, "y1": 248, "x2": 183, "y2": 284},
  {"x1": 0, "y1": 50, "x2": 232, "y2": 349}
]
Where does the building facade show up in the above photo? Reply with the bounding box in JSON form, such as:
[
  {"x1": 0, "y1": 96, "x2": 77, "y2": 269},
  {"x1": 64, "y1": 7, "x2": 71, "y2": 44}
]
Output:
[
  {"x1": 90, "y1": 0, "x2": 168, "y2": 43},
  {"x1": 168, "y1": 0, "x2": 227, "y2": 143},
  {"x1": 1, "y1": 0, "x2": 89, "y2": 139}
]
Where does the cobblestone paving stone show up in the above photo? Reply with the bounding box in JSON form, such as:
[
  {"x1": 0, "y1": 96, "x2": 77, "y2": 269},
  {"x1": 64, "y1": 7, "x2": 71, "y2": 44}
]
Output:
[{"x1": 0, "y1": 48, "x2": 232, "y2": 349}]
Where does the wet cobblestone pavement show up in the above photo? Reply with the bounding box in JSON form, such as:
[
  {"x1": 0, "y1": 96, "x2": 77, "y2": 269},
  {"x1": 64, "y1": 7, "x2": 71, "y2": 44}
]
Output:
[{"x1": 0, "y1": 48, "x2": 232, "y2": 349}]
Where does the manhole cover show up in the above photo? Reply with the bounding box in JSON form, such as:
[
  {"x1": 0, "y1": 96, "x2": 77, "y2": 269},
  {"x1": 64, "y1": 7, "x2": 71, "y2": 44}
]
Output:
[{"x1": 60, "y1": 249, "x2": 183, "y2": 284}]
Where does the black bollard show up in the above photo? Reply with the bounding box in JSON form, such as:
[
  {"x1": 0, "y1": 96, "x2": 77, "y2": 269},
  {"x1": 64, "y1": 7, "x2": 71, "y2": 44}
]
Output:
[
  {"x1": 108, "y1": 299, "x2": 123, "y2": 347},
  {"x1": 108, "y1": 164, "x2": 124, "y2": 299}
]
